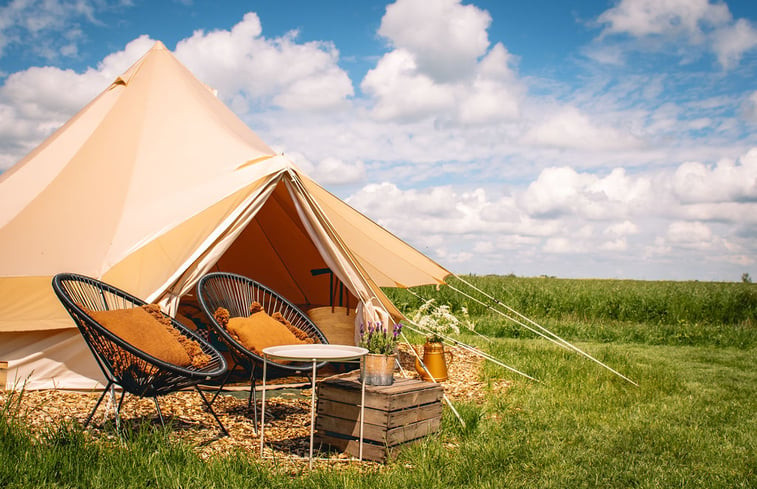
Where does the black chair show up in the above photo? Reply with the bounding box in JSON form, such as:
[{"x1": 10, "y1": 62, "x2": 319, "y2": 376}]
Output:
[
  {"x1": 52, "y1": 273, "x2": 229, "y2": 435},
  {"x1": 196, "y1": 272, "x2": 329, "y2": 431}
]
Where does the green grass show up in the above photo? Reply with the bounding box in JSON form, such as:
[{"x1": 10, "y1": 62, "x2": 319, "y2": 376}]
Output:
[
  {"x1": 386, "y1": 275, "x2": 757, "y2": 348},
  {"x1": 1, "y1": 276, "x2": 755, "y2": 488}
]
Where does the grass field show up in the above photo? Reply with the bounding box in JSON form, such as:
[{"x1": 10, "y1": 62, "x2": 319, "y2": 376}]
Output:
[{"x1": 1, "y1": 276, "x2": 755, "y2": 488}]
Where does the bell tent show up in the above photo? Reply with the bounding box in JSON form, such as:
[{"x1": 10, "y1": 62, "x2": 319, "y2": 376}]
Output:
[{"x1": 0, "y1": 41, "x2": 450, "y2": 390}]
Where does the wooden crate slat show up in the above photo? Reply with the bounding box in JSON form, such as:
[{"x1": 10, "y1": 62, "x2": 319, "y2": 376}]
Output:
[
  {"x1": 317, "y1": 398, "x2": 443, "y2": 429},
  {"x1": 385, "y1": 417, "x2": 440, "y2": 446},
  {"x1": 317, "y1": 398, "x2": 389, "y2": 425},
  {"x1": 315, "y1": 433, "x2": 389, "y2": 463},
  {"x1": 317, "y1": 379, "x2": 442, "y2": 411},
  {"x1": 316, "y1": 414, "x2": 386, "y2": 442}
]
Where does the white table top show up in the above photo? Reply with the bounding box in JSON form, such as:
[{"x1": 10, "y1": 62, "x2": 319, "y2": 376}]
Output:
[{"x1": 262, "y1": 344, "x2": 369, "y2": 362}]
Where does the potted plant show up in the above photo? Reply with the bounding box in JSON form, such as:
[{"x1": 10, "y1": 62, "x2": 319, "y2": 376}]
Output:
[{"x1": 359, "y1": 322, "x2": 402, "y2": 385}]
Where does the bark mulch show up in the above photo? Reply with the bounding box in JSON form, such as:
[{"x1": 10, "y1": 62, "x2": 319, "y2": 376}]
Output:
[{"x1": 1, "y1": 343, "x2": 510, "y2": 470}]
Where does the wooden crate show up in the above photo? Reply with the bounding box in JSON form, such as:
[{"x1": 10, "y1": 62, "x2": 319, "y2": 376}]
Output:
[{"x1": 315, "y1": 374, "x2": 443, "y2": 462}]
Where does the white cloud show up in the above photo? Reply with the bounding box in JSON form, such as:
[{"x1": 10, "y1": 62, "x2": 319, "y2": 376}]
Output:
[
  {"x1": 288, "y1": 152, "x2": 366, "y2": 185},
  {"x1": 378, "y1": 0, "x2": 491, "y2": 83},
  {"x1": 666, "y1": 220, "x2": 713, "y2": 249},
  {"x1": 175, "y1": 13, "x2": 353, "y2": 112},
  {"x1": 361, "y1": 49, "x2": 456, "y2": 121},
  {"x1": 543, "y1": 237, "x2": 584, "y2": 254},
  {"x1": 519, "y1": 166, "x2": 653, "y2": 220},
  {"x1": 595, "y1": 0, "x2": 757, "y2": 69},
  {"x1": 361, "y1": 0, "x2": 522, "y2": 124},
  {"x1": 713, "y1": 18, "x2": 757, "y2": 69},
  {"x1": 605, "y1": 220, "x2": 639, "y2": 236},
  {"x1": 524, "y1": 106, "x2": 642, "y2": 151},
  {"x1": 339, "y1": 148, "x2": 756, "y2": 277},
  {"x1": 597, "y1": 0, "x2": 730, "y2": 39},
  {"x1": 672, "y1": 149, "x2": 757, "y2": 203},
  {"x1": 600, "y1": 237, "x2": 628, "y2": 251}
]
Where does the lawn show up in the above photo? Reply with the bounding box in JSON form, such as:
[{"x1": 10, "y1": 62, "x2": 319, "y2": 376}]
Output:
[{"x1": 1, "y1": 276, "x2": 755, "y2": 488}]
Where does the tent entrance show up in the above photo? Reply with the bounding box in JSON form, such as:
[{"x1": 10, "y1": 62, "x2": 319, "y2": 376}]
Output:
[
  {"x1": 176, "y1": 179, "x2": 358, "y2": 349},
  {"x1": 213, "y1": 179, "x2": 356, "y2": 310}
]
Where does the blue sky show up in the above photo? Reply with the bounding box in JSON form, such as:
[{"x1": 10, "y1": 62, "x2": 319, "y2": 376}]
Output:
[{"x1": 1, "y1": 0, "x2": 756, "y2": 282}]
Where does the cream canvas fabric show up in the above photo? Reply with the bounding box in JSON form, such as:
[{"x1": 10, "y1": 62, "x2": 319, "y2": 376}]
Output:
[{"x1": 0, "y1": 42, "x2": 449, "y2": 390}]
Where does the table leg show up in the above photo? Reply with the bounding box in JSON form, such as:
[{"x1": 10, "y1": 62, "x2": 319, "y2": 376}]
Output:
[
  {"x1": 309, "y1": 359, "x2": 316, "y2": 469},
  {"x1": 259, "y1": 356, "x2": 267, "y2": 457},
  {"x1": 359, "y1": 370, "x2": 366, "y2": 461}
]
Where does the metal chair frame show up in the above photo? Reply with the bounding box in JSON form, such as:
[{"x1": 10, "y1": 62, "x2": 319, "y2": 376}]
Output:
[
  {"x1": 196, "y1": 272, "x2": 329, "y2": 431},
  {"x1": 52, "y1": 273, "x2": 229, "y2": 435}
]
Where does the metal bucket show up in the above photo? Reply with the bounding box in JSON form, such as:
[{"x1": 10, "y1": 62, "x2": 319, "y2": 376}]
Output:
[{"x1": 360, "y1": 354, "x2": 396, "y2": 386}]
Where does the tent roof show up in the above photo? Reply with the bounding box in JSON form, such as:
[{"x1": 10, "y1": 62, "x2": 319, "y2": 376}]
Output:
[
  {"x1": 0, "y1": 41, "x2": 279, "y2": 280},
  {"x1": 0, "y1": 41, "x2": 449, "y2": 334}
]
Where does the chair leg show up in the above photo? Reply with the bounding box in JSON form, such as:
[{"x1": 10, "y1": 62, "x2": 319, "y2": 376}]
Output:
[
  {"x1": 248, "y1": 365, "x2": 258, "y2": 433},
  {"x1": 85, "y1": 380, "x2": 113, "y2": 428},
  {"x1": 195, "y1": 385, "x2": 229, "y2": 436},
  {"x1": 153, "y1": 397, "x2": 165, "y2": 427},
  {"x1": 210, "y1": 360, "x2": 237, "y2": 406},
  {"x1": 113, "y1": 386, "x2": 125, "y2": 432}
]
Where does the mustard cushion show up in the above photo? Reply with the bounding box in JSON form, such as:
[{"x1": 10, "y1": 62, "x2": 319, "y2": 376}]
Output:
[
  {"x1": 88, "y1": 306, "x2": 191, "y2": 367},
  {"x1": 226, "y1": 311, "x2": 303, "y2": 356},
  {"x1": 142, "y1": 304, "x2": 211, "y2": 369}
]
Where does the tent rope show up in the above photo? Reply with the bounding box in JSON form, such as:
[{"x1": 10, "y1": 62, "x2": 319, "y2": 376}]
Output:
[
  {"x1": 401, "y1": 314, "x2": 540, "y2": 383},
  {"x1": 448, "y1": 274, "x2": 638, "y2": 387},
  {"x1": 403, "y1": 287, "x2": 492, "y2": 343}
]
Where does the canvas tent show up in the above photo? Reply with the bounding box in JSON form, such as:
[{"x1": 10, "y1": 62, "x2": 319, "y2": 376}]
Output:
[{"x1": 0, "y1": 41, "x2": 450, "y2": 390}]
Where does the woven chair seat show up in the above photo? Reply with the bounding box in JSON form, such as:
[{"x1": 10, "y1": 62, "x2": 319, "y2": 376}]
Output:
[
  {"x1": 52, "y1": 273, "x2": 229, "y2": 435},
  {"x1": 196, "y1": 272, "x2": 330, "y2": 431}
]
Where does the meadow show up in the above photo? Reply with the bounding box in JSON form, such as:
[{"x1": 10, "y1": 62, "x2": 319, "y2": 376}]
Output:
[{"x1": 1, "y1": 275, "x2": 755, "y2": 488}]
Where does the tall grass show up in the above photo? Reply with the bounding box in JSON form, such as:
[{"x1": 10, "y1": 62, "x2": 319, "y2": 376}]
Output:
[{"x1": 385, "y1": 275, "x2": 757, "y2": 348}]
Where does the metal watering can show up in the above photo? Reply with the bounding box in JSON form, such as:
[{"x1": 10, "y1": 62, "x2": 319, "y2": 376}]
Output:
[{"x1": 414, "y1": 341, "x2": 453, "y2": 382}]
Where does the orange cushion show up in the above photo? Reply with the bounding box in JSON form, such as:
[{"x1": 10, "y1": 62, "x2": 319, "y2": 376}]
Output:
[
  {"x1": 88, "y1": 307, "x2": 191, "y2": 367},
  {"x1": 226, "y1": 311, "x2": 304, "y2": 356}
]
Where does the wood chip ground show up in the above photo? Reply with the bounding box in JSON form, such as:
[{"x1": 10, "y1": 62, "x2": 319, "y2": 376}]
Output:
[{"x1": 0, "y1": 344, "x2": 510, "y2": 470}]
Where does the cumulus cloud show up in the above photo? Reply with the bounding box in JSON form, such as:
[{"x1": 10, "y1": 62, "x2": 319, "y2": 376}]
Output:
[
  {"x1": 378, "y1": 0, "x2": 491, "y2": 83},
  {"x1": 175, "y1": 13, "x2": 353, "y2": 112},
  {"x1": 672, "y1": 149, "x2": 757, "y2": 203},
  {"x1": 595, "y1": 0, "x2": 757, "y2": 69},
  {"x1": 342, "y1": 145, "x2": 756, "y2": 278},
  {"x1": 360, "y1": 49, "x2": 456, "y2": 122},
  {"x1": 519, "y1": 166, "x2": 653, "y2": 220},
  {"x1": 361, "y1": 0, "x2": 522, "y2": 124}
]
